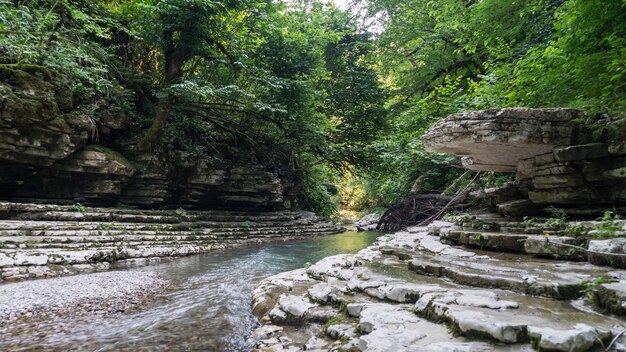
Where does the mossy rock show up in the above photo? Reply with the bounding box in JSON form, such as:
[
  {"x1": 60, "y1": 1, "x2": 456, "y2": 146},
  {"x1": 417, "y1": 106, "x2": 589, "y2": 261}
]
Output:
[{"x1": 83, "y1": 145, "x2": 139, "y2": 170}]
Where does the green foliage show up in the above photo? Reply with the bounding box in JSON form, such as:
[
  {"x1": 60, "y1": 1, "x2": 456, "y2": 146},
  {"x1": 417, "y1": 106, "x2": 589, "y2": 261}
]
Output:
[
  {"x1": 545, "y1": 212, "x2": 569, "y2": 231},
  {"x1": 581, "y1": 276, "x2": 613, "y2": 303},
  {"x1": 0, "y1": 0, "x2": 130, "y2": 104},
  {"x1": 351, "y1": 0, "x2": 626, "y2": 210},
  {"x1": 293, "y1": 164, "x2": 339, "y2": 218},
  {"x1": 70, "y1": 202, "x2": 86, "y2": 213},
  {"x1": 593, "y1": 210, "x2": 622, "y2": 239},
  {"x1": 3, "y1": 0, "x2": 623, "y2": 217}
]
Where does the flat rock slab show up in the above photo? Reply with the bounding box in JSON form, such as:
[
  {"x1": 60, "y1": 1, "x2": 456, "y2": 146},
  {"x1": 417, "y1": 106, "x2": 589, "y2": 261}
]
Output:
[
  {"x1": 251, "y1": 225, "x2": 626, "y2": 352},
  {"x1": 421, "y1": 108, "x2": 585, "y2": 172},
  {"x1": 442, "y1": 230, "x2": 528, "y2": 252},
  {"x1": 593, "y1": 281, "x2": 626, "y2": 316},
  {"x1": 589, "y1": 238, "x2": 626, "y2": 268}
]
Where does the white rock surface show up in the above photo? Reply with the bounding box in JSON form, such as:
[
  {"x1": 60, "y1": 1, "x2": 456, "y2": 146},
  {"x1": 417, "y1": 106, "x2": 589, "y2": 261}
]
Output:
[
  {"x1": 528, "y1": 324, "x2": 605, "y2": 352},
  {"x1": 278, "y1": 294, "x2": 316, "y2": 317}
]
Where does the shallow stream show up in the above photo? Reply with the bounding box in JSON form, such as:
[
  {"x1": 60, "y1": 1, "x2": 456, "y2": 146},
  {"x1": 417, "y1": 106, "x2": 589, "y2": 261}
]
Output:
[{"x1": 9, "y1": 231, "x2": 380, "y2": 351}]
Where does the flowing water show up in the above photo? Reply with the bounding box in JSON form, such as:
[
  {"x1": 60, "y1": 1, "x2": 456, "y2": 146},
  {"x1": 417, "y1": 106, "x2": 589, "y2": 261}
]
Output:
[{"x1": 10, "y1": 231, "x2": 381, "y2": 351}]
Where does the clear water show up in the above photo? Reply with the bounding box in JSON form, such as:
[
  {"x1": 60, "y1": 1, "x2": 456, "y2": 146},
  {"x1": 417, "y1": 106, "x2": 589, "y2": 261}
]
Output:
[{"x1": 7, "y1": 231, "x2": 380, "y2": 351}]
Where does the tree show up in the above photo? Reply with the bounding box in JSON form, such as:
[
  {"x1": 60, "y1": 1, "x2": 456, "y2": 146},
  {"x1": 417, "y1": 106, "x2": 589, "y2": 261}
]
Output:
[{"x1": 132, "y1": 0, "x2": 242, "y2": 151}]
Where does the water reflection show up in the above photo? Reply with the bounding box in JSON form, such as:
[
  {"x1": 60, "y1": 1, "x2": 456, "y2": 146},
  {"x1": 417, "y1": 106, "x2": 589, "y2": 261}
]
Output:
[{"x1": 3, "y1": 231, "x2": 380, "y2": 351}]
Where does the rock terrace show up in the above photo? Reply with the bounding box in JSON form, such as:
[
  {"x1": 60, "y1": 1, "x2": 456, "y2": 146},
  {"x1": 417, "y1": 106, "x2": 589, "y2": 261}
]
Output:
[
  {"x1": 0, "y1": 201, "x2": 343, "y2": 282},
  {"x1": 249, "y1": 217, "x2": 626, "y2": 352}
]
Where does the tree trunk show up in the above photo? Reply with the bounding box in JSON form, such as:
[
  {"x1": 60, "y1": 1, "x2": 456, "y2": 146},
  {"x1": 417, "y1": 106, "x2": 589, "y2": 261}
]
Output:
[
  {"x1": 137, "y1": 30, "x2": 187, "y2": 152},
  {"x1": 137, "y1": 96, "x2": 173, "y2": 151}
]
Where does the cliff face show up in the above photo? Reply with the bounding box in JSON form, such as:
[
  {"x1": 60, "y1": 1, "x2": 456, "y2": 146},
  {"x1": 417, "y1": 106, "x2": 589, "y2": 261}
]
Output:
[
  {"x1": 0, "y1": 69, "x2": 288, "y2": 210},
  {"x1": 422, "y1": 108, "x2": 626, "y2": 215}
]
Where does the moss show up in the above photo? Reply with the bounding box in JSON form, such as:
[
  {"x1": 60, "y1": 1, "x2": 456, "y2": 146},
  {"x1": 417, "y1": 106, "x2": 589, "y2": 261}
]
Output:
[
  {"x1": 0, "y1": 64, "x2": 54, "y2": 80},
  {"x1": 366, "y1": 262, "x2": 418, "y2": 281}
]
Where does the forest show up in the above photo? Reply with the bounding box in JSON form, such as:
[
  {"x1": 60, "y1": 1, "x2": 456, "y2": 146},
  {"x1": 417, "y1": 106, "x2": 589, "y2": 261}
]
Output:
[{"x1": 1, "y1": 0, "x2": 625, "y2": 217}]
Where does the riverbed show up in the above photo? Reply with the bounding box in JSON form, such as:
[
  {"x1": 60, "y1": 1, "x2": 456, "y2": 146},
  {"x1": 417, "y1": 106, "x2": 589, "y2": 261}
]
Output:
[{"x1": 0, "y1": 230, "x2": 381, "y2": 351}]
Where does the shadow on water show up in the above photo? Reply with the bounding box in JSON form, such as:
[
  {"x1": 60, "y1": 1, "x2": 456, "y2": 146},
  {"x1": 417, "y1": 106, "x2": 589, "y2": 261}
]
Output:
[{"x1": 9, "y1": 231, "x2": 381, "y2": 351}]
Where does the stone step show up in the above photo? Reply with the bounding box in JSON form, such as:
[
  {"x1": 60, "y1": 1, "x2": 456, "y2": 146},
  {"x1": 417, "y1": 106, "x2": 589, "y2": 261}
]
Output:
[
  {"x1": 438, "y1": 228, "x2": 588, "y2": 261},
  {"x1": 352, "y1": 262, "x2": 615, "y2": 349},
  {"x1": 6, "y1": 211, "x2": 305, "y2": 224},
  {"x1": 0, "y1": 223, "x2": 338, "y2": 238},
  {"x1": 0, "y1": 219, "x2": 331, "y2": 231},
  {"x1": 0, "y1": 202, "x2": 308, "y2": 223},
  {"x1": 0, "y1": 227, "x2": 339, "y2": 246},
  {"x1": 384, "y1": 230, "x2": 620, "y2": 300},
  {"x1": 0, "y1": 201, "x2": 345, "y2": 282},
  {"x1": 0, "y1": 227, "x2": 337, "y2": 269},
  {"x1": 442, "y1": 230, "x2": 529, "y2": 252},
  {"x1": 252, "y1": 241, "x2": 625, "y2": 352}
]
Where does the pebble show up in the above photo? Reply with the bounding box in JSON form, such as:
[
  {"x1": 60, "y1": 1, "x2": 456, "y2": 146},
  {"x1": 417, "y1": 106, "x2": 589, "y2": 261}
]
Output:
[{"x1": 0, "y1": 270, "x2": 168, "y2": 344}]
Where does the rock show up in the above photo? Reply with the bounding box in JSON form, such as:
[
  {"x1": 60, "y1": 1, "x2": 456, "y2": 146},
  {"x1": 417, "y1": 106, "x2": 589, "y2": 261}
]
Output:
[
  {"x1": 250, "y1": 221, "x2": 626, "y2": 352},
  {"x1": 496, "y1": 199, "x2": 537, "y2": 217},
  {"x1": 448, "y1": 310, "x2": 527, "y2": 343},
  {"x1": 0, "y1": 204, "x2": 343, "y2": 283},
  {"x1": 408, "y1": 255, "x2": 593, "y2": 300},
  {"x1": 354, "y1": 212, "x2": 383, "y2": 231},
  {"x1": 346, "y1": 303, "x2": 366, "y2": 317},
  {"x1": 278, "y1": 294, "x2": 316, "y2": 317},
  {"x1": 307, "y1": 278, "x2": 346, "y2": 303},
  {"x1": 588, "y1": 238, "x2": 626, "y2": 268},
  {"x1": 422, "y1": 108, "x2": 586, "y2": 172},
  {"x1": 303, "y1": 336, "x2": 329, "y2": 350},
  {"x1": 524, "y1": 235, "x2": 587, "y2": 260},
  {"x1": 422, "y1": 108, "x2": 626, "y2": 211},
  {"x1": 426, "y1": 220, "x2": 456, "y2": 236},
  {"x1": 308, "y1": 282, "x2": 333, "y2": 303},
  {"x1": 306, "y1": 254, "x2": 356, "y2": 280},
  {"x1": 0, "y1": 70, "x2": 93, "y2": 188},
  {"x1": 358, "y1": 326, "x2": 426, "y2": 352},
  {"x1": 325, "y1": 324, "x2": 355, "y2": 339},
  {"x1": 419, "y1": 342, "x2": 494, "y2": 352},
  {"x1": 528, "y1": 324, "x2": 607, "y2": 352},
  {"x1": 593, "y1": 281, "x2": 626, "y2": 316},
  {"x1": 15, "y1": 146, "x2": 136, "y2": 205},
  {"x1": 383, "y1": 283, "x2": 444, "y2": 303},
  {"x1": 482, "y1": 182, "x2": 530, "y2": 207},
  {"x1": 441, "y1": 230, "x2": 528, "y2": 252},
  {"x1": 554, "y1": 143, "x2": 609, "y2": 162},
  {"x1": 358, "y1": 303, "x2": 419, "y2": 334},
  {"x1": 269, "y1": 307, "x2": 288, "y2": 323},
  {"x1": 0, "y1": 253, "x2": 14, "y2": 268}
]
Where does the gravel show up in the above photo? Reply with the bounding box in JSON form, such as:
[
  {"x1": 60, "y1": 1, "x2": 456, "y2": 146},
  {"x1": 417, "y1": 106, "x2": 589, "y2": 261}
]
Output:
[{"x1": 0, "y1": 270, "x2": 168, "y2": 325}]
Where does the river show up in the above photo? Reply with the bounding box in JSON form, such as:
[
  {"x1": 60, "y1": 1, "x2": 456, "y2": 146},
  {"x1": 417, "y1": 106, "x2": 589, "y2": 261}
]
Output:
[{"x1": 6, "y1": 231, "x2": 380, "y2": 351}]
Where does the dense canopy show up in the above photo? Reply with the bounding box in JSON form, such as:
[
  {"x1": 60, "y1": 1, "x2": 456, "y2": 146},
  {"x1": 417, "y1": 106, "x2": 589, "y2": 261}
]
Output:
[{"x1": 1, "y1": 0, "x2": 624, "y2": 216}]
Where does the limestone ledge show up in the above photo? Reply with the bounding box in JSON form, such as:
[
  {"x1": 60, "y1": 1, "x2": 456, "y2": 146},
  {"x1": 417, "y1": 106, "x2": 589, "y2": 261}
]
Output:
[
  {"x1": 0, "y1": 202, "x2": 343, "y2": 282},
  {"x1": 421, "y1": 108, "x2": 626, "y2": 213},
  {"x1": 249, "y1": 222, "x2": 626, "y2": 352}
]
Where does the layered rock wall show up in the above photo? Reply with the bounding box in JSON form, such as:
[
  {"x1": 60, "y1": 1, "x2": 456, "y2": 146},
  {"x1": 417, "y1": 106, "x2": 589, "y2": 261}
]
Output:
[
  {"x1": 422, "y1": 108, "x2": 626, "y2": 215},
  {"x1": 0, "y1": 69, "x2": 288, "y2": 210},
  {"x1": 0, "y1": 202, "x2": 343, "y2": 282}
]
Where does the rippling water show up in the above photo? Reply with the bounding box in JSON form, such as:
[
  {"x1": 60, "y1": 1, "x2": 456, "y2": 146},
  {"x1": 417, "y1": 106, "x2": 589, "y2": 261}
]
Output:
[{"x1": 11, "y1": 231, "x2": 381, "y2": 351}]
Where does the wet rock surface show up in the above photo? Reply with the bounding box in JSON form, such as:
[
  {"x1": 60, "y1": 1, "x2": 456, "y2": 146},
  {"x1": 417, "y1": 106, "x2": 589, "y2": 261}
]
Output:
[{"x1": 250, "y1": 220, "x2": 626, "y2": 352}]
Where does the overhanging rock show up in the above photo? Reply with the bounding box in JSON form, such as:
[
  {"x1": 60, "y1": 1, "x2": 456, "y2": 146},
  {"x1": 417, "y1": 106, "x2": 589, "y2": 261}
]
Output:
[
  {"x1": 422, "y1": 108, "x2": 589, "y2": 172},
  {"x1": 422, "y1": 108, "x2": 626, "y2": 212}
]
